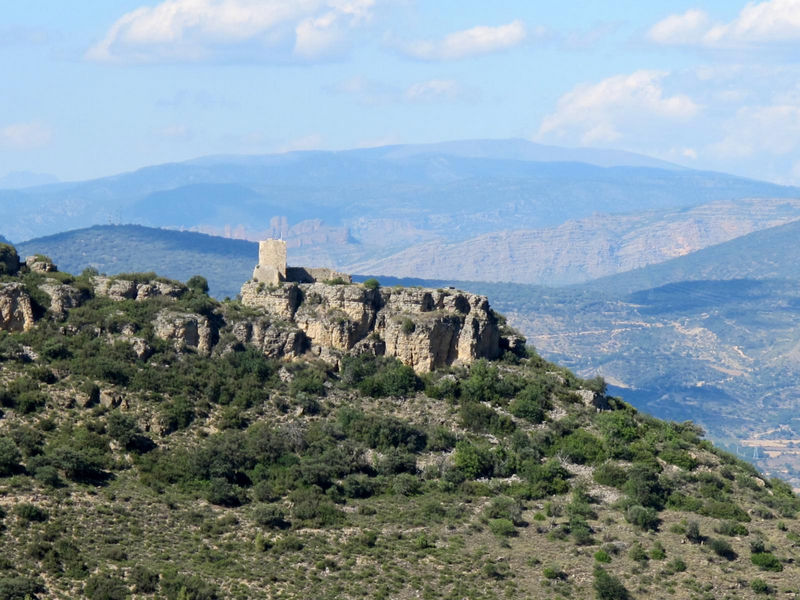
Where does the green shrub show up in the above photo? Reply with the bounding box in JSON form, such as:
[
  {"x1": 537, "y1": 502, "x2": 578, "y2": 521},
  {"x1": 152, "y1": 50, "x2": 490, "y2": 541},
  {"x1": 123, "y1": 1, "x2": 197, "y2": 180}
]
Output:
[
  {"x1": 701, "y1": 499, "x2": 750, "y2": 522},
  {"x1": 664, "y1": 558, "x2": 687, "y2": 574},
  {"x1": 186, "y1": 275, "x2": 209, "y2": 294},
  {"x1": 34, "y1": 465, "x2": 62, "y2": 488},
  {"x1": 484, "y1": 496, "x2": 524, "y2": 525},
  {"x1": 426, "y1": 427, "x2": 457, "y2": 451},
  {"x1": 593, "y1": 462, "x2": 627, "y2": 488},
  {"x1": 252, "y1": 503, "x2": 290, "y2": 529},
  {"x1": 628, "y1": 543, "x2": 648, "y2": 563},
  {"x1": 710, "y1": 537, "x2": 737, "y2": 560},
  {"x1": 751, "y1": 552, "x2": 783, "y2": 571},
  {"x1": 593, "y1": 567, "x2": 629, "y2": 600},
  {"x1": 391, "y1": 473, "x2": 422, "y2": 496},
  {"x1": 84, "y1": 573, "x2": 129, "y2": 600},
  {"x1": 650, "y1": 541, "x2": 666, "y2": 560},
  {"x1": 206, "y1": 477, "x2": 245, "y2": 507},
  {"x1": 751, "y1": 578, "x2": 772, "y2": 595},
  {"x1": 0, "y1": 243, "x2": 19, "y2": 275},
  {"x1": 660, "y1": 449, "x2": 698, "y2": 470},
  {"x1": 489, "y1": 518, "x2": 516, "y2": 538},
  {"x1": 401, "y1": 318, "x2": 416, "y2": 334},
  {"x1": 131, "y1": 565, "x2": 159, "y2": 593},
  {"x1": 160, "y1": 569, "x2": 219, "y2": 600},
  {"x1": 715, "y1": 520, "x2": 748, "y2": 537},
  {"x1": 542, "y1": 566, "x2": 567, "y2": 580},
  {"x1": 508, "y1": 382, "x2": 551, "y2": 423},
  {"x1": 459, "y1": 401, "x2": 515, "y2": 436},
  {"x1": 666, "y1": 491, "x2": 703, "y2": 512},
  {"x1": 625, "y1": 505, "x2": 659, "y2": 531},
  {"x1": 358, "y1": 360, "x2": 420, "y2": 398},
  {"x1": 686, "y1": 520, "x2": 702, "y2": 543},
  {"x1": 362, "y1": 278, "x2": 380, "y2": 290},
  {"x1": 594, "y1": 550, "x2": 611, "y2": 563},
  {"x1": 0, "y1": 577, "x2": 44, "y2": 600},
  {"x1": 14, "y1": 503, "x2": 49, "y2": 523},
  {"x1": 290, "y1": 487, "x2": 342, "y2": 527},
  {"x1": 453, "y1": 441, "x2": 494, "y2": 479},
  {"x1": 0, "y1": 437, "x2": 21, "y2": 476}
]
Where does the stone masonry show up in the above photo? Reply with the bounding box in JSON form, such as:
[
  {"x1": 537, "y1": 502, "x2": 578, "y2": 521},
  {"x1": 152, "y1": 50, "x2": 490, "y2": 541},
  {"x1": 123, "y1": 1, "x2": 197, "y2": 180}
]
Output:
[{"x1": 252, "y1": 238, "x2": 350, "y2": 285}]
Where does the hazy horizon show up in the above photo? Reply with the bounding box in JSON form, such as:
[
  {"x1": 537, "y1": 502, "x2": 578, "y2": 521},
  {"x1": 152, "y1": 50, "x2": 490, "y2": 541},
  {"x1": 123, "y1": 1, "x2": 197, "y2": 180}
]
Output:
[{"x1": 4, "y1": 1, "x2": 800, "y2": 184}]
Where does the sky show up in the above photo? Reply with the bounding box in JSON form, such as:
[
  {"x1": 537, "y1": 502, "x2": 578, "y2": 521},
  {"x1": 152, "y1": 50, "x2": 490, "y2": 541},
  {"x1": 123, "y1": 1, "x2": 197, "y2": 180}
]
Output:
[{"x1": 2, "y1": 0, "x2": 800, "y2": 184}]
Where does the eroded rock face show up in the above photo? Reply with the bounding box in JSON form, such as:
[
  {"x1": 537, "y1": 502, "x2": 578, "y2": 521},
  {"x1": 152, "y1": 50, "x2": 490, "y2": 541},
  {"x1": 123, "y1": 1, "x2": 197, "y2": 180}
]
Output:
[
  {"x1": 240, "y1": 282, "x2": 504, "y2": 372},
  {"x1": 229, "y1": 317, "x2": 308, "y2": 359},
  {"x1": 26, "y1": 256, "x2": 57, "y2": 273},
  {"x1": 0, "y1": 283, "x2": 35, "y2": 332},
  {"x1": 153, "y1": 310, "x2": 213, "y2": 355},
  {"x1": 39, "y1": 282, "x2": 88, "y2": 319},
  {"x1": 93, "y1": 277, "x2": 185, "y2": 302}
]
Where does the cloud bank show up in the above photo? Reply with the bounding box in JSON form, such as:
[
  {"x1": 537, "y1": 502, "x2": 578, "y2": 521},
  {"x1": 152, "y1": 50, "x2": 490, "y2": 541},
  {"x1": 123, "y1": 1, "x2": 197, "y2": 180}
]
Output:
[
  {"x1": 401, "y1": 20, "x2": 527, "y2": 61},
  {"x1": 648, "y1": 0, "x2": 800, "y2": 47},
  {"x1": 86, "y1": 0, "x2": 377, "y2": 63},
  {"x1": 537, "y1": 70, "x2": 699, "y2": 145}
]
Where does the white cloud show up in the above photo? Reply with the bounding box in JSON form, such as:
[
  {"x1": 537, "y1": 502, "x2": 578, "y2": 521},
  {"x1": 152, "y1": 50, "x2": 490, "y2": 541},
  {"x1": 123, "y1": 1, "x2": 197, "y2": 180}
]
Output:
[
  {"x1": 649, "y1": 0, "x2": 800, "y2": 47},
  {"x1": 537, "y1": 70, "x2": 700, "y2": 146},
  {"x1": 86, "y1": 0, "x2": 377, "y2": 63},
  {"x1": 647, "y1": 9, "x2": 711, "y2": 45},
  {"x1": 0, "y1": 122, "x2": 52, "y2": 149},
  {"x1": 401, "y1": 20, "x2": 527, "y2": 61},
  {"x1": 710, "y1": 104, "x2": 800, "y2": 158},
  {"x1": 403, "y1": 79, "x2": 466, "y2": 102}
]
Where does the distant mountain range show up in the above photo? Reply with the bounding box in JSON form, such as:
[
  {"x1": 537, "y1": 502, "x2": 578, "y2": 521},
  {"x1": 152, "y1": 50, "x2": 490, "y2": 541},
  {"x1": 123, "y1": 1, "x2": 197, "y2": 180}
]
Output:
[
  {"x1": 0, "y1": 170, "x2": 59, "y2": 189},
  {"x1": 4, "y1": 138, "x2": 800, "y2": 287}
]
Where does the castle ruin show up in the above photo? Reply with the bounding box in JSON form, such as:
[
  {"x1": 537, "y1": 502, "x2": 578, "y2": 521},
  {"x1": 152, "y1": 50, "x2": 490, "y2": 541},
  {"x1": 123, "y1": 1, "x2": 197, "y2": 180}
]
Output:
[{"x1": 252, "y1": 239, "x2": 351, "y2": 285}]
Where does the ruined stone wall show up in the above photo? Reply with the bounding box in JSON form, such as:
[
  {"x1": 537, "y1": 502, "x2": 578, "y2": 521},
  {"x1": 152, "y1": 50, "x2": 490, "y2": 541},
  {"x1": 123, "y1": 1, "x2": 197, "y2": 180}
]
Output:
[{"x1": 285, "y1": 267, "x2": 351, "y2": 284}]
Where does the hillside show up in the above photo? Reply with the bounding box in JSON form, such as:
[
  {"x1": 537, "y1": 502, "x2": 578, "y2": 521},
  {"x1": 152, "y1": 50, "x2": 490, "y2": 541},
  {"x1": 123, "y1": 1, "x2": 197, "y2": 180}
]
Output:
[
  {"x1": 348, "y1": 199, "x2": 800, "y2": 285},
  {"x1": 2, "y1": 252, "x2": 800, "y2": 599},
  {"x1": 580, "y1": 219, "x2": 800, "y2": 295}
]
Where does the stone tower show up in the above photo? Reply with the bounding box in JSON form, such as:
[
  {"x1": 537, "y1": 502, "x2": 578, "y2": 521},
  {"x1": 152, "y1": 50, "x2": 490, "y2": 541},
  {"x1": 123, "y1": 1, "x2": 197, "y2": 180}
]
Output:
[{"x1": 252, "y1": 239, "x2": 287, "y2": 285}]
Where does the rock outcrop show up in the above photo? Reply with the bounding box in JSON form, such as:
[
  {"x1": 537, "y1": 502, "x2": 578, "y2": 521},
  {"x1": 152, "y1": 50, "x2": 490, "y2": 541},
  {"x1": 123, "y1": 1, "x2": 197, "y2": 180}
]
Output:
[
  {"x1": 240, "y1": 281, "x2": 510, "y2": 372},
  {"x1": 26, "y1": 255, "x2": 56, "y2": 273},
  {"x1": 153, "y1": 310, "x2": 214, "y2": 355},
  {"x1": 39, "y1": 282, "x2": 88, "y2": 319},
  {"x1": 92, "y1": 277, "x2": 185, "y2": 302},
  {"x1": 0, "y1": 283, "x2": 35, "y2": 332},
  {"x1": 229, "y1": 316, "x2": 308, "y2": 359}
]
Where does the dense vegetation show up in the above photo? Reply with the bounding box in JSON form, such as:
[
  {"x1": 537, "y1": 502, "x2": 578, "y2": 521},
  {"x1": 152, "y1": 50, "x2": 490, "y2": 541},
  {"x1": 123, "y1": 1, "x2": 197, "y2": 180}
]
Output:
[{"x1": 2, "y1": 261, "x2": 800, "y2": 598}]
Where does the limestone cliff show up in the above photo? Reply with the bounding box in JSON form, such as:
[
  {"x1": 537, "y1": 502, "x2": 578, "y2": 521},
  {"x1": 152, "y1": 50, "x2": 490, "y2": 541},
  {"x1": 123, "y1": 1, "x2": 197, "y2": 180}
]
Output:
[
  {"x1": 0, "y1": 283, "x2": 35, "y2": 332},
  {"x1": 239, "y1": 281, "x2": 513, "y2": 372}
]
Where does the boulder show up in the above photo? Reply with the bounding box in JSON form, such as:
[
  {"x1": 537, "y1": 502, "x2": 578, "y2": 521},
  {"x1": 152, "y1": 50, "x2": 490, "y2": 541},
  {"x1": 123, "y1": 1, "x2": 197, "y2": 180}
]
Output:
[
  {"x1": 25, "y1": 255, "x2": 57, "y2": 273},
  {"x1": 153, "y1": 310, "x2": 214, "y2": 355},
  {"x1": 39, "y1": 281, "x2": 87, "y2": 318},
  {"x1": 0, "y1": 283, "x2": 35, "y2": 332}
]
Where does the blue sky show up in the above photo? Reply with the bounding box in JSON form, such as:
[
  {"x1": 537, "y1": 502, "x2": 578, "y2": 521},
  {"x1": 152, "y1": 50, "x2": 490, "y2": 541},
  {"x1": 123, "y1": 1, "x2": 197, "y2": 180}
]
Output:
[{"x1": 3, "y1": 0, "x2": 800, "y2": 183}]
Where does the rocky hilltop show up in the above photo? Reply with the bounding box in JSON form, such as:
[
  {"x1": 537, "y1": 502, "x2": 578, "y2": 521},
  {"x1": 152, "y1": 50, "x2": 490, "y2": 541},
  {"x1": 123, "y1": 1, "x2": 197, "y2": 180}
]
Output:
[
  {"x1": 240, "y1": 280, "x2": 522, "y2": 372},
  {"x1": 0, "y1": 247, "x2": 521, "y2": 373}
]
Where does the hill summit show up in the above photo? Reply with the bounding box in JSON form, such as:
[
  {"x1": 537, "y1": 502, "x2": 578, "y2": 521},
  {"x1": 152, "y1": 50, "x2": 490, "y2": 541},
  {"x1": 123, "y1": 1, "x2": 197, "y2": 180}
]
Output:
[{"x1": 1, "y1": 242, "x2": 799, "y2": 599}]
